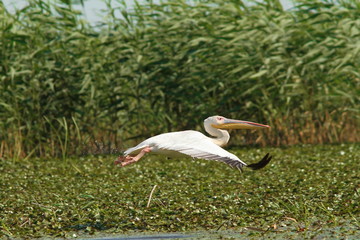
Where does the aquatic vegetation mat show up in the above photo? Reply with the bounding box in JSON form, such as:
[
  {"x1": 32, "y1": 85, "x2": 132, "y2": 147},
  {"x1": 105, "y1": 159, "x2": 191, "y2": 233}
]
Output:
[{"x1": 0, "y1": 144, "x2": 359, "y2": 238}]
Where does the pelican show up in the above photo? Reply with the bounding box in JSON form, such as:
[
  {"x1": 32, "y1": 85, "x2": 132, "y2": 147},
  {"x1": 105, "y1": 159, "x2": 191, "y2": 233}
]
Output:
[{"x1": 115, "y1": 116, "x2": 272, "y2": 171}]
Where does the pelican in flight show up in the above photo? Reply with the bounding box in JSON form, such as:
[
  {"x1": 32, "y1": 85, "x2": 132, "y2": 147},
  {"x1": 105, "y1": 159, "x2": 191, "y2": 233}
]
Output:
[{"x1": 115, "y1": 116, "x2": 272, "y2": 171}]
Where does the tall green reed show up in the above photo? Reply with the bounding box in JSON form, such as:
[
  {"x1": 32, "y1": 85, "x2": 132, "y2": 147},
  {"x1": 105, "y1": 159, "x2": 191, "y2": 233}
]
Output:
[{"x1": 0, "y1": 0, "x2": 359, "y2": 158}]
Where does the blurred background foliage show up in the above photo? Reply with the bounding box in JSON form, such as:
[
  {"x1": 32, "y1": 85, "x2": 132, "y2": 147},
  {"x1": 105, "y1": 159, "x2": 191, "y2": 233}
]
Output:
[{"x1": 0, "y1": 0, "x2": 359, "y2": 158}]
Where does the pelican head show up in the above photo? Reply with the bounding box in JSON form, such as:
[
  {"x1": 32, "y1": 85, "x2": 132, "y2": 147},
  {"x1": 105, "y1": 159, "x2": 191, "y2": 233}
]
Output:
[{"x1": 205, "y1": 115, "x2": 270, "y2": 130}]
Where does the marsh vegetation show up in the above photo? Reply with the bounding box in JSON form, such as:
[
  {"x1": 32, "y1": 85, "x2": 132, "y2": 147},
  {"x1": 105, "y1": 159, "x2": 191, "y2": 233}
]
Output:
[
  {"x1": 0, "y1": 144, "x2": 359, "y2": 238},
  {"x1": 0, "y1": 0, "x2": 359, "y2": 158},
  {"x1": 0, "y1": 0, "x2": 359, "y2": 238}
]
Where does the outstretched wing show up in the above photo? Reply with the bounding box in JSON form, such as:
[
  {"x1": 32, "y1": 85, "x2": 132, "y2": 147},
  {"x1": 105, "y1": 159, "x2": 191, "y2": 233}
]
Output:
[
  {"x1": 173, "y1": 144, "x2": 247, "y2": 170},
  {"x1": 149, "y1": 131, "x2": 248, "y2": 170},
  {"x1": 123, "y1": 131, "x2": 272, "y2": 171}
]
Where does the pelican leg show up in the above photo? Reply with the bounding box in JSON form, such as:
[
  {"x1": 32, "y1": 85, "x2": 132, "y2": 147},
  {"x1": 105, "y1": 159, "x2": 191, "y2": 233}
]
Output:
[
  {"x1": 114, "y1": 155, "x2": 133, "y2": 165},
  {"x1": 115, "y1": 147, "x2": 152, "y2": 167}
]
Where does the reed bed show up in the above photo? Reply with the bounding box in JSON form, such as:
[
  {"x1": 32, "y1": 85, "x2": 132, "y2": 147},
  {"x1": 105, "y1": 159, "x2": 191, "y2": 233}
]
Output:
[{"x1": 0, "y1": 0, "x2": 359, "y2": 158}]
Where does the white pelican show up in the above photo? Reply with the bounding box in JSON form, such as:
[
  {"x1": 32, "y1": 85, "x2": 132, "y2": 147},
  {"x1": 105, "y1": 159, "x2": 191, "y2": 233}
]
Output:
[{"x1": 115, "y1": 116, "x2": 272, "y2": 171}]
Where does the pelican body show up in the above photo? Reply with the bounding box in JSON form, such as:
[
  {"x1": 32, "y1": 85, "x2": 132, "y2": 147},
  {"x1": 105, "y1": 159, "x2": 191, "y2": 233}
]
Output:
[{"x1": 115, "y1": 116, "x2": 272, "y2": 171}]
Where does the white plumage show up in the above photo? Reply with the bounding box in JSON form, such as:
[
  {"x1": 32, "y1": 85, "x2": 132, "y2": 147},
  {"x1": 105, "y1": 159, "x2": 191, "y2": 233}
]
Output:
[
  {"x1": 116, "y1": 115, "x2": 272, "y2": 171},
  {"x1": 125, "y1": 130, "x2": 247, "y2": 169}
]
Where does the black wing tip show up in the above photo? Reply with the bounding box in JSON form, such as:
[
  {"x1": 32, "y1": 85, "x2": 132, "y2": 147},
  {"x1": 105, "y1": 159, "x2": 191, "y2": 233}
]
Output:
[{"x1": 246, "y1": 153, "x2": 272, "y2": 170}]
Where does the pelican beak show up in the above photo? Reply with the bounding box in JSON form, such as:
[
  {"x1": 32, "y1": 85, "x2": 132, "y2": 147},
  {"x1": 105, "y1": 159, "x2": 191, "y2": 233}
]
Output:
[{"x1": 212, "y1": 118, "x2": 270, "y2": 130}]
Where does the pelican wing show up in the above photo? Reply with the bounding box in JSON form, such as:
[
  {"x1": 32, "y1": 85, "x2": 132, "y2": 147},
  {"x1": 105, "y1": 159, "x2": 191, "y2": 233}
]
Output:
[
  {"x1": 151, "y1": 131, "x2": 247, "y2": 169},
  {"x1": 175, "y1": 145, "x2": 247, "y2": 170}
]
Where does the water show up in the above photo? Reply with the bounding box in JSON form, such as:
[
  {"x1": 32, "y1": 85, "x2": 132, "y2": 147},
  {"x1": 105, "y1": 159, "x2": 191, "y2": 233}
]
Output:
[
  {"x1": 81, "y1": 233, "x2": 192, "y2": 240},
  {"x1": 80, "y1": 225, "x2": 360, "y2": 240}
]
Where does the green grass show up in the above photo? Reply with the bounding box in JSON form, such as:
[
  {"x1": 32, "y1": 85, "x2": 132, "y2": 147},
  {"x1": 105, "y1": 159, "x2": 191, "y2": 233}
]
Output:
[{"x1": 0, "y1": 144, "x2": 359, "y2": 238}]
